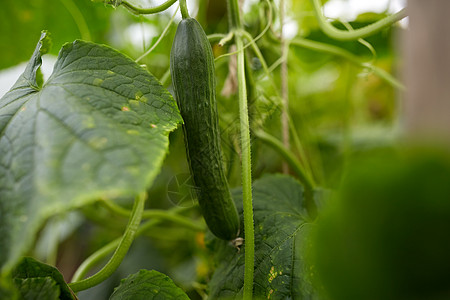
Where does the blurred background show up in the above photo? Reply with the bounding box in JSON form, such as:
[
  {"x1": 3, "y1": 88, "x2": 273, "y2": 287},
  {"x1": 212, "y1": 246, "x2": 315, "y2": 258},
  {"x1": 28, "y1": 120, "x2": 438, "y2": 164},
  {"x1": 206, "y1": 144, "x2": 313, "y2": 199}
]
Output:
[{"x1": 0, "y1": 0, "x2": 408, "y2": 299}]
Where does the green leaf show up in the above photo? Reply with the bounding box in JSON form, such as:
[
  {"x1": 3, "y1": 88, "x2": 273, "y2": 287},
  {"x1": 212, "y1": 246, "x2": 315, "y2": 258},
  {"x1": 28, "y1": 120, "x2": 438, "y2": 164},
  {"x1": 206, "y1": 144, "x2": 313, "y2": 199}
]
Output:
[
  {"x1": 0, "y1": 32, "x2": 182, "y2": 274},
  {"x1": 14, "y1": 277, "x2": 60, "y2": 300},
  {"x1": 12, "y1": 257, "x2": 74, "y2": 300},
  {"x1": 208, "y1": 174, "x2": 318, "y2": 299},
  {"x1": 109, "y1": 269, "x2": 190, "y2": 300}
]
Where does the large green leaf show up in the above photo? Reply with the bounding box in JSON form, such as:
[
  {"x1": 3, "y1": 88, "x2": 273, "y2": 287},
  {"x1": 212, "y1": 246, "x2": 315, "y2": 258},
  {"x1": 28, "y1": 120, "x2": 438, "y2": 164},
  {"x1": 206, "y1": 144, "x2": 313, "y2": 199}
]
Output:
[
  {"x1": 0, "y1": 32, "x2": 182, "y2": 275},
  {"x1": 208, "y1": 174, "x2": 317, "y2": 299},
  {"x1": 110, "y1": 269, "x2": 190, "y2": 300},
  {"x1": 12, "y1": 257, "x2": 74, "y2": 300}
]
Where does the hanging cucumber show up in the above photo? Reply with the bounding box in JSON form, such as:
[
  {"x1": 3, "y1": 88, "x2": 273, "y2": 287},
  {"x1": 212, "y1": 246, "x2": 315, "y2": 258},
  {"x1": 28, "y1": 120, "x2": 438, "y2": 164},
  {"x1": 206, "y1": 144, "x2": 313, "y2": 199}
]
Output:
[{"x1": 170, "y1": 17, "x2": 240, "y2": 241}]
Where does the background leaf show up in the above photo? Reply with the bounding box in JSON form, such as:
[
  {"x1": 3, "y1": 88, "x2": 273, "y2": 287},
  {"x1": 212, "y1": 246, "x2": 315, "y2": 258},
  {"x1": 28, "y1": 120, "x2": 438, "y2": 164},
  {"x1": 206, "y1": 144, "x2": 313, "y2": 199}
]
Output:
[
  {"x1": 12, "y1": 257, "x2": 74, "y2": 300},
  {"x1": 0, "y1": 32, "x2": 182, "y2": 275},
  {"x1": 208, "y1": 174, "x2": 318, "y2": 299},
  {"x1": 14, "y1": 277, "x2": 61, "y2": 300},
  {"x1": 110, "y1": 269, "x2": 190, "y2": 300}
]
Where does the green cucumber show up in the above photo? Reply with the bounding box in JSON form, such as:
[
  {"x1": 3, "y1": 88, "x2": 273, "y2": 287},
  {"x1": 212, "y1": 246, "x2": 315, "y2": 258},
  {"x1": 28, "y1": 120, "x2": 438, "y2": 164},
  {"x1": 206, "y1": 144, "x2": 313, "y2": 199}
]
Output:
[{"x1": 170, "y1": 18, "x2": 240, "y2": 241}]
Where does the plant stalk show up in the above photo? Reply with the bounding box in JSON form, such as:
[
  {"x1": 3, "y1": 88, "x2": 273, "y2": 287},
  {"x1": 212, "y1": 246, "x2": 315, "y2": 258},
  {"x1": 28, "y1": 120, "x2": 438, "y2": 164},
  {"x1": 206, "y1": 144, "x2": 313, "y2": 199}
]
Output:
[
  {"x1": 226, "y1": 0, "x2": 255, "y2": 297},
  {"x1": 100, "y1": 199, "x2": 204, "y2": 231},
  {"x1": 309, "y1": 0, "x2": 407, "y2": 41},
  {"x1": 280, "y1": 0, "x2": 290, "y2": 174},
  {"x1": 236, "y1": 33, "x2": 255, "y2": 300},
  {"x1": 69, "y1": 193, "x2": 146, "y2": 292},
  {"x1": 70, "y1": 207, "x2": 196, "y2": 283},
  {"x1": 120, "y1": 0, "x2": 177, "y2": 15},
  {"x1": 290, "y1": 38, "x2": 405, "y2": 90},
  {"x1": 179, "y1": 0, "x2": 190, "y2": 19}
]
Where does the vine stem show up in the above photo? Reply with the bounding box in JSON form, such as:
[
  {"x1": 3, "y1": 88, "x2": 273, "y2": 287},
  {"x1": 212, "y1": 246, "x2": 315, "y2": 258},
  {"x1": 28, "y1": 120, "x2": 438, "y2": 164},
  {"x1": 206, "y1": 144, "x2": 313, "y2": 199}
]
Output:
[
  {"x1": 179, "y1": 0, "x2": 190, "y2": 19},
  {"x1": 290, "y1": 38, "x2": 405, "y2": 90},
  {"x1": 280, "y1": 0, "x2": 290, "y2": 174},
  {"x1": 215, "y1": 0, "x2": 273, "y2": 61},
  {"x1": 69, "y1": 193, "x2": 146, "y2": 292},
  {"x1": 135, "y1": 6, "x2": 179, "y2": 63},
  {"x1": 59, "y1": 0, "x2": 92, "y2": 41},
  {"x1": 254, "y1": 130, "x2": 315, "y2": 191},
  {"x1": 227, "y1": 0, "x2": 255, "y2": 297},
  {"x1": 70, "y1": 206, "x2": 198, "y2": 282},
  {"x1": 120, "y1": 0, "x2": 177, "y2": 15},
  {"x1": 100, "y1": 199, "x2": 204, "y2": 231},
  {"x1": 236, "y1": 33, "x2": 255, "y2": 300},
  {"x1": 223, "y1": 0, "x2": 255, "y2": 296},
  {"x1": 309, "y1": 0, "x2": 407, "y2": 41}
]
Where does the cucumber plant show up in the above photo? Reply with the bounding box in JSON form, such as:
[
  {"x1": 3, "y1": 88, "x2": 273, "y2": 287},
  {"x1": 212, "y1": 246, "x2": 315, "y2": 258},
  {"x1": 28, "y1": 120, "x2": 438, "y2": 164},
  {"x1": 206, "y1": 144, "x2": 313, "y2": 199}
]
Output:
[{"x1": 0, "y1": 0, "x2": 428, "y2": 299}]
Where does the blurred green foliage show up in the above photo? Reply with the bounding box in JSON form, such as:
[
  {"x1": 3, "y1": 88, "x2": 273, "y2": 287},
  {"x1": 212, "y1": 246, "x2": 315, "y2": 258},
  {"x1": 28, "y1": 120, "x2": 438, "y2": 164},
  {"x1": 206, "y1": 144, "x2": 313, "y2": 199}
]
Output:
[
  {"x1": 310, "y1": 147, "x2": 450, "y2": 300},
  {"x1": 0, "y1": 0, "x2": 111, "y2": 68},
  {"x1": 1, "y1": 0, "x2": 404, "y2": 298}
]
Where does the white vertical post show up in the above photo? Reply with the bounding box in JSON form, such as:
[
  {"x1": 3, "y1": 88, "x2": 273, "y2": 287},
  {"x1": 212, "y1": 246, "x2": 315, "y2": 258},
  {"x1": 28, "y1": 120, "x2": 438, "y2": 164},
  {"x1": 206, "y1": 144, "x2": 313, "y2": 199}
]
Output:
[{"x1": 404, "y1": 0, "x2": 450, "y2": 141}]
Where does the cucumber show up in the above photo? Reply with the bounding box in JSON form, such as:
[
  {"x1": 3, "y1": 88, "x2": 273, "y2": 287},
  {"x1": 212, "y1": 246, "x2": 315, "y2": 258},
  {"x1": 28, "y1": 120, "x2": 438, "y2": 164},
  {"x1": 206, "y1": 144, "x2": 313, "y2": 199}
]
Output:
[{"x1": 170, "y1": 18, "x2": 240, "y2": 241}]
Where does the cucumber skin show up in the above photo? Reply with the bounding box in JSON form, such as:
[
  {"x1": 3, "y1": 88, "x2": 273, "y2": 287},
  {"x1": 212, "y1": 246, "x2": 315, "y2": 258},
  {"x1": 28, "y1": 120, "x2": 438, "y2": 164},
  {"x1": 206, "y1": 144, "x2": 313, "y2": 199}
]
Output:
[{"x1": 170, "y1": 18, "x2": 240, "y2": 241}]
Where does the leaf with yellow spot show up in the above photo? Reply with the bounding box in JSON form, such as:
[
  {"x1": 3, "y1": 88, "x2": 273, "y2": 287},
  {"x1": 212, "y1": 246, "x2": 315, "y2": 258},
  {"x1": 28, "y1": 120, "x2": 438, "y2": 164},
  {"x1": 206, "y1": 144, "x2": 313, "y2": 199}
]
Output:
[
  {"x1": 208, "y1": 175, "x2": 319, "y2": 299},
  {"x1": 0, "y1": 32, "x2": 182, "y2": 275}
]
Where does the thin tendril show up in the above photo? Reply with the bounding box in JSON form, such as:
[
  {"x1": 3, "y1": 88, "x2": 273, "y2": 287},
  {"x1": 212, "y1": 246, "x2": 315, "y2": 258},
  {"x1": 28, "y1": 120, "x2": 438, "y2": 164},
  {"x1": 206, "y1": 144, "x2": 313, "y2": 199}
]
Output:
[{"x1": 135, "y1": 6, "x2": 179, "y2": 63}]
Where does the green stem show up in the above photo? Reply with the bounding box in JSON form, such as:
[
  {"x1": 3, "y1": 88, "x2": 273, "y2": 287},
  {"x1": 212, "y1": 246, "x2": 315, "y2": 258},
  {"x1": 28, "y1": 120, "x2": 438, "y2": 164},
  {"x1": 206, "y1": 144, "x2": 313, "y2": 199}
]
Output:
[
  {"x1": 160, "y1": 68, "x2": 171, "y2": 86},
  {"x1": 309, "y1": 0, "x2": 407, "y2": 41},
  {"x1": 120, "y1": 0, "x2": 177, "y2": 15},
  {"x1": 215, "y1": 0, "x2": 272, "y2": 62},
  {"x1": 59, "y1": 0, "x2": 92, "y2": 41},
  {"x1": 179, "y1": 0, "x2": 190, "y2": 19},
  {"x1": 208, "y1": 33, "x2": 227, "y2": 42},
  {"x1": 254, "y1": 130, "x2": 315, "y2": 192},
  {"x1": 70, "y1": 207, "x2": 195, "y2": 282},
  {"x1": 218, "y1": 31, "x2": 234, "y2": 46},
  {"x1": 239, "y1": 31, "x2": 318, "y2": 185},
  {"x1": 226, "y1": 0, "x2": 254, "y2": 297},
  {"x1": 135, "y1": 5, "x2": 179, "y2": 63},
  {"x1": 70, "y1": 237, "x2": 119, "y2": 283},
  {"x1": 69, "y1": 193, "x2": 146, "y2": 292},
  {"x1": 227, "y1": 0, "x2": 242, "y2": 29},
  {"x1": 100, "y1": 200, "x2": 204, "y2": 231},
  {"x1": 240, "y1": 31, "x2": 269, "y2": 72},
  {"x1": 236, "y1": 30, "x2": 255, "y2": 300},
  {"x1": 280, "y1": 0, "x2": 289, "y2": 174},
  {"x1": 290, "y1": 38, "x2": 405, "y2": 90},
  {"x1": 287, "y1": 114, "x2": 319, "y2": 185}
]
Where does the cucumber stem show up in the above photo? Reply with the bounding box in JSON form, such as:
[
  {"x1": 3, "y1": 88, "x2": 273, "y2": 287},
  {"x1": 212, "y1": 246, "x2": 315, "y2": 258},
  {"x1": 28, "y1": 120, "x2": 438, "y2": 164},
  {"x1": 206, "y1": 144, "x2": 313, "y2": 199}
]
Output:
[
  {"x1": 236, "y1": 34, "x2": 255, "y2": 300},
  {"x1": 120, "y1": 0, "x2": 177, "y2": 15},
  {"x1": 69, "y1": 193, "x2": 146, "y2": 292},
  {"x1": 179, "y1": 0, "x2": 190, "y2": 19},
  {"x1": 227, "y1": 0, "x2": 255, "y2": 297}
]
